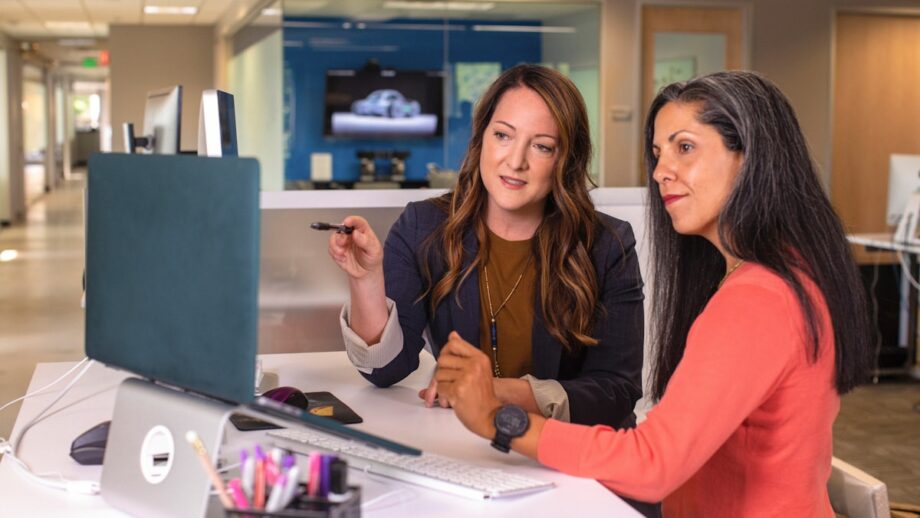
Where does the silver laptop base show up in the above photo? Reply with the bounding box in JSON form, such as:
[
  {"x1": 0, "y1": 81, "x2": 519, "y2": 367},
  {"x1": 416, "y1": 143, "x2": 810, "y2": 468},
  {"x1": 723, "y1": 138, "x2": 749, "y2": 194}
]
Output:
[{"x1": 101, "y1": 377, "x2": 232, "y2": 518}]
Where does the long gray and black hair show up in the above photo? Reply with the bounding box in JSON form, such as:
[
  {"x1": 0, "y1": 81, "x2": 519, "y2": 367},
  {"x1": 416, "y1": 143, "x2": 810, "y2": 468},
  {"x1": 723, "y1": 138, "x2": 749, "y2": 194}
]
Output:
[{"x1": 644, "y1": 71, "x2": 872, "y2": 400}]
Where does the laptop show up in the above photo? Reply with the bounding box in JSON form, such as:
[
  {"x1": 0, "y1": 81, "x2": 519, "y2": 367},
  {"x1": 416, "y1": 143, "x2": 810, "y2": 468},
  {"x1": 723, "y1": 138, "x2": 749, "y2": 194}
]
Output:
[{"x1": 85, "y1": 153, "x2": 261, "y2": 404}]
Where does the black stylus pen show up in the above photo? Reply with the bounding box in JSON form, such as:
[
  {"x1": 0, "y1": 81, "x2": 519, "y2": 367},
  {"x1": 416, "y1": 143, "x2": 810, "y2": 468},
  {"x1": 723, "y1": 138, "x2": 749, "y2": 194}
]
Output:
[{"x1": 310, "y1": 222, "x2": 354, "y2": 234}]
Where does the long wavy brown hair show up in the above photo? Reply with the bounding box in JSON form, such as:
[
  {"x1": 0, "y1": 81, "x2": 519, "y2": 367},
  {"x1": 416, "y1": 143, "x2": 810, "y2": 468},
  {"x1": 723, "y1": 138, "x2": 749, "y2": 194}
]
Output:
[{"x1": 420, "y1": 64, "x2": 601, "y2": 350}]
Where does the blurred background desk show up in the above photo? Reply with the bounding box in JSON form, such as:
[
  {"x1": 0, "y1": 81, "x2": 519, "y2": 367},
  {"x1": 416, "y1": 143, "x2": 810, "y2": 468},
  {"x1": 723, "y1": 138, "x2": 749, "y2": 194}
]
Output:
[{"x1": 848, "y1": 233, "x2": 920, "y2": 379}]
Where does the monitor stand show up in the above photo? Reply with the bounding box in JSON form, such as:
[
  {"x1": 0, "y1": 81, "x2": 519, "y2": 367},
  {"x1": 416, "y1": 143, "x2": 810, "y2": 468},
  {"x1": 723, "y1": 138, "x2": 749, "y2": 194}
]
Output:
[
  {"x1": 895, "y1": 191, "x2": 920, "y2": 244},
  {"x1": 100, "y1": 377, "x2": 232, "y2": 518}
]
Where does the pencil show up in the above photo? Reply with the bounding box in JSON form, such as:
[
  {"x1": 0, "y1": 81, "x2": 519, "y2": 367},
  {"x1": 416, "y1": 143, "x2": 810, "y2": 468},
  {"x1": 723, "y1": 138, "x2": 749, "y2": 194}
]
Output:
[{"x1": 185, "y1": 430, "x2": 234, "y2": 509}]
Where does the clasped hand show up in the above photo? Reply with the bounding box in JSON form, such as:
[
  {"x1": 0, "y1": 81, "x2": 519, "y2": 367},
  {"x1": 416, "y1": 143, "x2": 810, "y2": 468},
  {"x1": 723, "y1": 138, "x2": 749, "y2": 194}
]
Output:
[{"x1": 430, "y1": 331, "x2": 502, "y2": 439}]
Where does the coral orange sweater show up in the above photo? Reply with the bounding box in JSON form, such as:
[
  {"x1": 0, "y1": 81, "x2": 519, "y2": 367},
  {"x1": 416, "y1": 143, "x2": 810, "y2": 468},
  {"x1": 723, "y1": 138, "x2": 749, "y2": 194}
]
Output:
[{"x1": 538, "y1": 263, "x2": 838, "y2": 517}]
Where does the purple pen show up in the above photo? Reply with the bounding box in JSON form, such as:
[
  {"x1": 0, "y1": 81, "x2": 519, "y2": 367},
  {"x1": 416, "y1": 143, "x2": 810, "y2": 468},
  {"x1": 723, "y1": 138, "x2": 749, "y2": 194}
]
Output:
[{"x1": 281, "y1": 454, "x2": 296, "y2": 472}]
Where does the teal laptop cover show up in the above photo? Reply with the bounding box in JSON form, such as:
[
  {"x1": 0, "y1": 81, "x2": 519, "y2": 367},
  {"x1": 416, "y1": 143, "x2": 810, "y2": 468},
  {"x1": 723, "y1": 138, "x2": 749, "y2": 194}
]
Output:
[{"x1": 85, "y1": 153, "x2": 260, "y2": 404}]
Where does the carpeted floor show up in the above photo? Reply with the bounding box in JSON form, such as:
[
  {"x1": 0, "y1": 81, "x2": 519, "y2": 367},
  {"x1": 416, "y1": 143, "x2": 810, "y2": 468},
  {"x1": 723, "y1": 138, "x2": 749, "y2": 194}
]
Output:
[{"x1": 834, "y1": 376, "x2": 920, "y2": 505}]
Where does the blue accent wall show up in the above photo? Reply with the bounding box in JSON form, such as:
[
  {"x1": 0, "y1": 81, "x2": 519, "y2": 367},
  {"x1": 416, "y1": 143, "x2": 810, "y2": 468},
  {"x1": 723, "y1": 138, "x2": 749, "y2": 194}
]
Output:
[{"x1": 282, "y1": 18, "x2": 542, "y2": 184}]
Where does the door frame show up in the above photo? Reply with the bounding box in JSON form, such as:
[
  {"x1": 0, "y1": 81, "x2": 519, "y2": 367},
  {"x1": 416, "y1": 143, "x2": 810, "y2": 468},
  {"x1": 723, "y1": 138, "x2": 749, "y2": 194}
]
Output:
[{"x1": 634, "y1": 1, "x2": 752, "y2": 184}]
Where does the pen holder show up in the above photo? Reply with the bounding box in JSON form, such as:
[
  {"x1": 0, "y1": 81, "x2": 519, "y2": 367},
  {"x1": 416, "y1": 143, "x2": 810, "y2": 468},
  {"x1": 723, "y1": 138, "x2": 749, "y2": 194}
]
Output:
[{"x1": 225, "y1": 485, "x2": 361, "y2": 518}]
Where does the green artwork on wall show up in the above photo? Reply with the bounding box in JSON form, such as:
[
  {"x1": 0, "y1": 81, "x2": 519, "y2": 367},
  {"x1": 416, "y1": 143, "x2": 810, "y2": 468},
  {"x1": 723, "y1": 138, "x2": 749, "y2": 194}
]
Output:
[{"x1": 654, "y1": 56, "x2": 696, "y2": 94}]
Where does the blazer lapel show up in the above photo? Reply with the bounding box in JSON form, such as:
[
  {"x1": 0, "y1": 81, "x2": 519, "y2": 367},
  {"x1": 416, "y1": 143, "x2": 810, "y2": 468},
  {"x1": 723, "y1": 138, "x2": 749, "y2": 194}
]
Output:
[
  {"x1": 449, "y1": 228, "x2": 481, "y2": 346},
  {"x1": 531, "y1": 283, "x2": 562, "y2": 378}
]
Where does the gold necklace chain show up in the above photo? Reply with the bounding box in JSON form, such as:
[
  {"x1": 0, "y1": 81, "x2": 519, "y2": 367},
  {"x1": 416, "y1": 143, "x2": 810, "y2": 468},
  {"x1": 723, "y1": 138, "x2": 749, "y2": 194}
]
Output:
[
  {"x1": 718, "y1": 259, "x2": 745, "y2": 289},
  {"x1": 483, "y1": 261, "x2": 529, "y2": 378}
]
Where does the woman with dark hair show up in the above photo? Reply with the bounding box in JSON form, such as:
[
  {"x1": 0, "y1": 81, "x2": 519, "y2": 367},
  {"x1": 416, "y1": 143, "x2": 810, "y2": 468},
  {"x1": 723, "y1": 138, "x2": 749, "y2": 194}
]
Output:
[
  {"x1": 327, "y1": 65, "x2": 645, "y2": 434},
  {"x1": 434, "y1": 70, "x2": 873, "y2": 516}
]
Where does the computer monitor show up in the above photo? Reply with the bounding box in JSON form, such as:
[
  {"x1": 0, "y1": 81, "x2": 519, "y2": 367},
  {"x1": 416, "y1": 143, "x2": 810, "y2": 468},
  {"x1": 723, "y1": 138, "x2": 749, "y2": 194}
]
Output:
[
  {"x1": 122, "y1": 85, "x2": 182, "y2": 154},
  {"x1": 886, "y1": 154, "x2": 920, "y2": 227},
  {"x1": 197, "y1": 89, "x2": 238, "y2": 158}
]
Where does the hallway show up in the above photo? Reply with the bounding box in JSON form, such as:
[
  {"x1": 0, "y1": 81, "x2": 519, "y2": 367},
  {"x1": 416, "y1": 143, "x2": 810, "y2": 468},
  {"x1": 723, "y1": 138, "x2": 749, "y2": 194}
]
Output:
[{"x1": 0, "y1": 174, "x2": 85, "y2": 439}]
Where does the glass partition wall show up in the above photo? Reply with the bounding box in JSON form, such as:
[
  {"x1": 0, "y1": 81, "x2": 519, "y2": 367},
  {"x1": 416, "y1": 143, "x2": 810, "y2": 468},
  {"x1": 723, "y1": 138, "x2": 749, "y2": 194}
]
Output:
[{"x1": 231, "y1": 0, "x2": 601, "y2": 190}]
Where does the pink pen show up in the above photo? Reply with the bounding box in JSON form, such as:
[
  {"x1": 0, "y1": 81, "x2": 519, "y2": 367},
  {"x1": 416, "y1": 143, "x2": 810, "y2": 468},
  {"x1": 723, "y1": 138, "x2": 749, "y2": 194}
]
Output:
[
  {"x1": 256, "y1": 445, "x2": 277, "y2": 486},
  {"x1": 227, "y1": 478, "x2": 250, "y2": 510},
  {"x1": 307, "y1": 453, "x2": 322, "y2": 497}
]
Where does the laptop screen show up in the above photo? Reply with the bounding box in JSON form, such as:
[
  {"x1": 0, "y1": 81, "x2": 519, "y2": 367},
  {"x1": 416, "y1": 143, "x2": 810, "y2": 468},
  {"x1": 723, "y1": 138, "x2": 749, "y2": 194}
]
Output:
[{"x1": 85, "y1": 153, "x2": 260, "y2": 403}]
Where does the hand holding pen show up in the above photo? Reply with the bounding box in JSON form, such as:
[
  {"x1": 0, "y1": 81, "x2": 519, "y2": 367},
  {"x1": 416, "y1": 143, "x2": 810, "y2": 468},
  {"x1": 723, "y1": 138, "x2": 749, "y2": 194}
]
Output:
[{"x1": 324, "y1": 216, "x2": 384, "y2": 280}]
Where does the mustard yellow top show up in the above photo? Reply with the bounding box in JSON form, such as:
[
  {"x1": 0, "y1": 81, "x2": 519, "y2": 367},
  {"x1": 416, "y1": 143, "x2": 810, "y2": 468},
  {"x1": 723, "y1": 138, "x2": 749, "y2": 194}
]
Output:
[{"x1": 478, "y1": 229, "x2": 537, "y2": 378}]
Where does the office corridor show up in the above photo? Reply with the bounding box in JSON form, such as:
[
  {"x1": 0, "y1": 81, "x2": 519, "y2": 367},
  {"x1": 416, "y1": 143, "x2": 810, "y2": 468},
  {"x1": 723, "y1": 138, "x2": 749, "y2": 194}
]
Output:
[
  {"x1": 0, "y1": 175, "x2": 918, "y2": 504},
  {"x1": 0, "y1": 174, "x2": 85, "y2": 440}
]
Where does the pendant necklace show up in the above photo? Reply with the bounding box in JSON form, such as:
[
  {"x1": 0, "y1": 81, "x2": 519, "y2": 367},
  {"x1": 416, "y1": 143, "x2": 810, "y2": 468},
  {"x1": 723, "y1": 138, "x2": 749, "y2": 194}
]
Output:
[
  {"x1": 483, "y1": 260, "x2": 530, "y2": 378},
  {"x1": 718, "y1": 260, "x2": 745, "y2": 289}
]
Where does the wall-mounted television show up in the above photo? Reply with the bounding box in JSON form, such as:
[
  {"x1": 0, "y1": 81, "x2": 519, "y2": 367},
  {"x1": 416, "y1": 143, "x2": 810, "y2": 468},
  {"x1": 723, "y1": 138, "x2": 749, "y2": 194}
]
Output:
[{"x1": 323, "y1": 68, "x2": 444, "y2": 138}]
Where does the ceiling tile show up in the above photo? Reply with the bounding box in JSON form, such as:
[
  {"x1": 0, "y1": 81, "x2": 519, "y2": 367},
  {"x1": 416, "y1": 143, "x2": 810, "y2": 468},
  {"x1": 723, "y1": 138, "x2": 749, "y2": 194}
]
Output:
[
  {"x1": 1, "y1": 21, "x2": 52, "y2": 38},
  {"x1": 196, "y1": 0, "x2": 233, "y2": 22},
  {"x1": 0, "y1": 2, "x2": 33, "y2": 22},
  {"x1": 23, "y1": 0, "x2": 88, "y2": 19},
  {"x1": 87, "y1": 8, "x2": 143, "y2": 24}
]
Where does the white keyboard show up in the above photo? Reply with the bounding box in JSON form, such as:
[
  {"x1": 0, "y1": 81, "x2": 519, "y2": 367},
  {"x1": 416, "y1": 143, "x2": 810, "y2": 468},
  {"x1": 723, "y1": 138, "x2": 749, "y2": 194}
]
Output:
[{"x1": 267, "y1": 428, "x2": 554, "y2": 500}]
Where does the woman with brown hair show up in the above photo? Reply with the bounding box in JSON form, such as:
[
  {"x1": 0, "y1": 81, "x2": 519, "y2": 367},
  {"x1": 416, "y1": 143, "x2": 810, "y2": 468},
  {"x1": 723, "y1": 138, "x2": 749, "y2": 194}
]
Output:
[{"x1": 328, "y1": 64, "x2": 645, "y2": 441}]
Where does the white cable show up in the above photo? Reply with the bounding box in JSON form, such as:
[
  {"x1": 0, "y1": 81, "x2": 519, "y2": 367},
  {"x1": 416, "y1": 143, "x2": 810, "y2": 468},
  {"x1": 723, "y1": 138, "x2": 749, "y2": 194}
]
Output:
[
  {"x1": 0, "y1": 357, "x2": 89, "y2": 414},
  {"x1": 0, "y1": 358, "x2": 101, "y2": 495},
  {"x1": 868, "y1": 257, "x2": 883, "y2": 383},
  {"x1": 11, "y1": 359, "x2": 95, "y2": 447},
  {"x1": 896, "y1": 249, "x2": 920, "y2": 291}
]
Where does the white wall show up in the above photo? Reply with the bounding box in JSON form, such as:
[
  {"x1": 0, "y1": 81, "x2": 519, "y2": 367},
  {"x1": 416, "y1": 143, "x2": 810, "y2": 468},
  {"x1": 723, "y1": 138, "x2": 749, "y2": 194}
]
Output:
[
  {"x1": 228, "y1": 28, "x2": 284, "y2": 191},
  {"x1": 0, "y1": 32, "x2": 25, "y2": 224},
  {"x1": 0, "y1": 48, "x2": 9, "y2": 223},
  {"x1": 109, "y1": 25, "x2": 215, "y2": 153}
]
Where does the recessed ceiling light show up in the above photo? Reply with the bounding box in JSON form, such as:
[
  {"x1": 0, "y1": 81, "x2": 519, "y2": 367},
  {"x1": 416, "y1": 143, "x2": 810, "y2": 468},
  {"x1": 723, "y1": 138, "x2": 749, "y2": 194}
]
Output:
[
  {"x1": 261, "y1": 8, "x2": 282, "y2": 17},
  {"x1": 383, "y1": 1, "x2": 494, "y2": 11},
  {"x1": 0, "y1": 250, "x2": 19, "y2": 262},
  {"x1": 144, "y1": 5, "x2": 198, "y2": 15}
]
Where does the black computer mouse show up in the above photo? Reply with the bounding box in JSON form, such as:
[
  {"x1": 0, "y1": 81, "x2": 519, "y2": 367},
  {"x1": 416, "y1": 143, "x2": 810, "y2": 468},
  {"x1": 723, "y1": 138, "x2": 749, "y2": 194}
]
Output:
[
  {"x1": 70, "y1": 420, "x2": 111, "y2": 465},
  {"x1": 262, "y1": 386, "x2": 309, "y2": 410}
]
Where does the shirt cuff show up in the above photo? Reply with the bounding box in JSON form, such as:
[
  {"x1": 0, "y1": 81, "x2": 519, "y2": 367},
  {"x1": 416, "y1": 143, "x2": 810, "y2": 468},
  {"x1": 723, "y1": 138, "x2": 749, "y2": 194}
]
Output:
[
  {"x1": 340, "y1": 297, "x2": 404, "y2": 374},
  {"x1": 522, "y1": 375, "x2": 571, "y2": 422}
]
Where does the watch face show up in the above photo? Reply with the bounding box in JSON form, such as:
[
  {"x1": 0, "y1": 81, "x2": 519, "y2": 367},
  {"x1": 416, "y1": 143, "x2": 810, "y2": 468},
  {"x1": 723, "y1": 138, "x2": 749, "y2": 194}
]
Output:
[{"x1": 495, "y1": 405, "x2": 529, "y2": 436}]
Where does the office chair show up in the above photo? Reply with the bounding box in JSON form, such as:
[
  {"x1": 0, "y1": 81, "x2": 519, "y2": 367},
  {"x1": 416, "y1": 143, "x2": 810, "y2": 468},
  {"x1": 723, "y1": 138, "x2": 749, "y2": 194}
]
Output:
[{"x1": 828, "y1": 457, "x2": 890, "y2": 518}]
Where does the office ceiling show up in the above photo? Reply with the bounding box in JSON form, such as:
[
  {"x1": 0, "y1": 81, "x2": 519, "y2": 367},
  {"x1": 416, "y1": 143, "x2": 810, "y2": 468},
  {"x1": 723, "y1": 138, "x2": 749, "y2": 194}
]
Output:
[
  {"x1": 0, "y1": 0, "x2": 238, "y2": 39},
  {"x1": 0, "y1": 1, "x2": 597, "y2": 41},
  {"x1": 284, "y1": 0, "x2": 597, "y2": 22}
]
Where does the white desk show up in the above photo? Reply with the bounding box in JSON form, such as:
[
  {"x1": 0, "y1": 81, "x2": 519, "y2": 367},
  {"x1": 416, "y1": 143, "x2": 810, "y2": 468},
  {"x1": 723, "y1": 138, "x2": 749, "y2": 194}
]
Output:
[
  {"x1": 847, "y1": 233, "x2": 920, "y2": 377},
  {"x1": 0, "y1": 352, "x2": 640, "y2": 517}
]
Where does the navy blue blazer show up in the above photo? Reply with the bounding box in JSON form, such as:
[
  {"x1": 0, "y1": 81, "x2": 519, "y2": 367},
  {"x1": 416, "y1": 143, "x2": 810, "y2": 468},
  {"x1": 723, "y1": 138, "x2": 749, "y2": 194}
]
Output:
[{"x1": 362, "y1": 199, "x2": 645, "y2": 428}]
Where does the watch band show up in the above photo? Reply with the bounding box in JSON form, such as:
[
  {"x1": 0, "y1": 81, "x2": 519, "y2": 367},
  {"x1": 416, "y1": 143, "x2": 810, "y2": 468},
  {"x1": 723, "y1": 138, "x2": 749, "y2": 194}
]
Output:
[{"x1": 491, "y1": 431, "x2": 512, "y2": 453}]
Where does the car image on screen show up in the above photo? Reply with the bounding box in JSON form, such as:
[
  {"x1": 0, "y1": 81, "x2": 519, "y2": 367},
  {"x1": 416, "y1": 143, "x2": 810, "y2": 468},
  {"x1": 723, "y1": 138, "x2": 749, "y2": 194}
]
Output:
[{"x1": 350, "y1": 89, "x2": 422, "y2": 118}]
